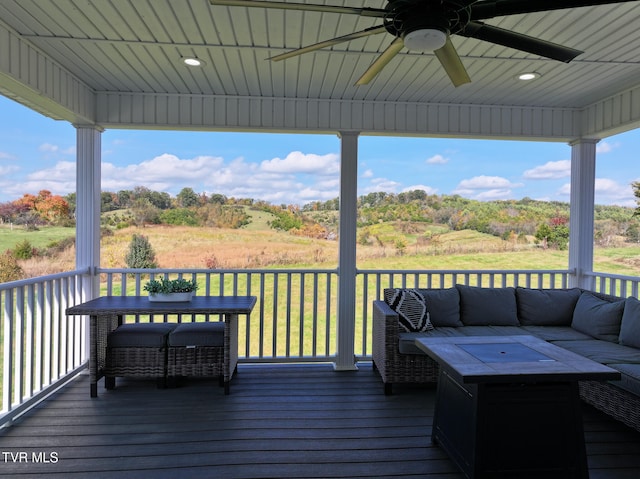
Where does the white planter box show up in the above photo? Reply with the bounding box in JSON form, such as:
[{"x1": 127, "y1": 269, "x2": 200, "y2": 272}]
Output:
[{"x1": 148, "y1": 292, "x2": 193, "y2": 302}]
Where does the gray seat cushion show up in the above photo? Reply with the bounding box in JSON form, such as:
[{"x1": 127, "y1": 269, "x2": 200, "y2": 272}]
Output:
[
  {"x1": 168, "y1": 322, "x2": 225, "y2": 347},
  {"x1": 552, "y1": 339, "x2": 640, "y2": 365},
  {"x1": 107, "y1": 323, "x2": 177, "y2": 348},
  {"x1": 457, "y1": 325, "x2": 529, "y2": 337},
  {"x1": 520, "y1": 325, "x2": 592, "y2": 341},
  {"x1": 607, "y1": 363, "x2": 640, "y2": 396}
]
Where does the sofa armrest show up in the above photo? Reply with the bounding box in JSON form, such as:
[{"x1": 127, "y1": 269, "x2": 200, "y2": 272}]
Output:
[
  {"x1": 372, "y1": 300, "x2": 400, "y2": 369},
  {"x1": 373, "y1": 300, "x2": 399, "y2": 338}
]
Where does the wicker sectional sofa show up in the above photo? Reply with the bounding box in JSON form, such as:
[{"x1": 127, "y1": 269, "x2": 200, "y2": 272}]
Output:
[{"x1": 372, "y1": 285, "x2": 640, "y2": 432}]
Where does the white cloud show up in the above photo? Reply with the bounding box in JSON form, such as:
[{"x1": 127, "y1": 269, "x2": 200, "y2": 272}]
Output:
[
  {"x1": 557, "y1": 178, "x2": 635, "y2": 205},
  {"x1": 0, "y1": 151, "x2": 15, "y2": 160},
  {"x1": 596, "y1": 141, "x2": 619, "y2": 154},
  {"x1": 362, "y1": 177, "x2": 402, "y2": 194},
  {"x1": 558, "y1": 183, "x2": 571, "y2": 196},
  {"x1": 39, "y1": 143, "x2": 59, "y2": 153},
  {"x1": 86, "y1": 150, "x2": 343, "y2": 205},
  {"x1": 455, "y1": 175, "x2": 520, "y2": 190},
  {"x1": 426, "y1": 154, "x2": 449, "y2": 165},
  {"x1": 1, "y1": 160, "x2": 77, "y2": 198},
  {"x1": 475, "y1": 189, "x2": 513, "y2": 200},
  {"x1": 260, "y1": 151, "x2": 339, "y2": 175},
  {"x1": 361, "y1": 169, "x2": 373, "y2": 178},
  {"x1": 523, "y1": 160, "x2": 571, "y2": 179},
  {"x1": 0, "y1": 164, "x2": 19, "y2": 175},
  {"x1": 594, "y1": 178, "x2": 635, "y2": 205},
  {"x1": 452, "y1": 175, "x2": 522, "y2": 201}
]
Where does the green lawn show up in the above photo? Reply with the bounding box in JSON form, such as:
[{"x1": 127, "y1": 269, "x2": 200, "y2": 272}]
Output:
[{"x1": 0, "y1": 225, "x2": 75, "y2": 252}]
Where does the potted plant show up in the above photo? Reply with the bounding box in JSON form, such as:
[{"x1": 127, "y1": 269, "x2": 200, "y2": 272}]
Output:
[{"x1": 143, "y1": 277, "x2": 198, "y2": 302}]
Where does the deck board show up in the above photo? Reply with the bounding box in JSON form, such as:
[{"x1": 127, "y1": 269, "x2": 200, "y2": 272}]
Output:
[{"x1": 1, "y1": 363, "x2": 639, "y2": 478}]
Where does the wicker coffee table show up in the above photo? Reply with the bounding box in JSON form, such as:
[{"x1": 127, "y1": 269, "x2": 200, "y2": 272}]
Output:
[
  {"x1": 66, "y1": 295, "x2": 256, "y2": 397},
  {"x1": 415, "y1": 335, "x2": 620, "y2": 479}
]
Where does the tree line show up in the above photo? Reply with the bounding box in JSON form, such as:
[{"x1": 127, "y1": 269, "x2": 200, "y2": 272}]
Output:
[{"x1": 2, "y1": 186, "x2": 640, "y2": 249}]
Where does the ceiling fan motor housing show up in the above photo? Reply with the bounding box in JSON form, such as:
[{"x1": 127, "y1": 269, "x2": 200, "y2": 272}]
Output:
[{"x1": 384, "y1": 0, "x2": 452, "y2": 39}]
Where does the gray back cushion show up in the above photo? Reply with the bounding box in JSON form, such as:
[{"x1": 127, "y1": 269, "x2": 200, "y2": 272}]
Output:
[
  {"x1": 416, "y1": 287, "x2": 462, "y2": 327},
  {"x1": 456, "y1": 285, "x2": 519, "y2": 326},
  {"x1": 516, "y1": 288, "x2": 581, "y2": 326},
  {"x1": 571, "y1": 291, "x2": 624, "y2": 342},
  {"x1": 619, "y1": 296, "x2": 640, "y2": 349}
]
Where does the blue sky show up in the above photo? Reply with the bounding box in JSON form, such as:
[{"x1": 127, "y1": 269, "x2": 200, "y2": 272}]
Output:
[{"x1": 1, "y1": 94, "x2": 638, "y2": 207}]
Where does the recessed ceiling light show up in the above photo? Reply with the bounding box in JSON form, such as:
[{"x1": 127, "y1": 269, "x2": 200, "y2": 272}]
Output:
[
  {"x1": 517, "y1": 72, "x2": 540, "y2": 81},
  {"x1": 183, "y1": 57, "x2": 204, "y2": 67}
]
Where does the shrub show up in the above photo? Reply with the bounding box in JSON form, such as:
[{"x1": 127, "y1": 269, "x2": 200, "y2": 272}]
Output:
[
  {"x1": 0, "y1": 250, "x2": 23, "y2": 282},
  {"x1": 160, "y1": 208, "x2": 199, "y2": 226},
  {"x1": 204, "y1": 254, "x2": 221, "y2": 269},
  {"x1": 14, "y1": 239, "x2": 36, "y2": 259},
  {"x1": 124, "y1": 234, "x2": 157, "y2": 269}
]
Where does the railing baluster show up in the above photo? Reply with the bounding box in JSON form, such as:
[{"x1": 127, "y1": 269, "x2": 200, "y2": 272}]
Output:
[
  {"x1": 26, "y1": 284, "x2": 35, "y2": 398},
  {"x1": 3, "y1": 289, "x2": 14, "y2": 413}
]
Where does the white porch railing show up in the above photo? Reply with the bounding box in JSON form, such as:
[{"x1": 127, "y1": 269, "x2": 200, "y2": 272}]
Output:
[
  {"x1": 98, "y1": 268, "x2": 340, "y2": 362},
  {"x1": 0, "y1": 269, "x2": 88, "y2": 426},
  {"x1": 587, "y1": 271, "x2": 640, "y2": 298},
  {"x1": 2, "y1": 266, "x2": 639, "y2": 426}
]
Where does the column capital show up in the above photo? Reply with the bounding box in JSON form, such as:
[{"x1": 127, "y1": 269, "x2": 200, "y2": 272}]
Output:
[
  {"x1": 73, "y1": 123, "x2": 105, "y2": 133},
  {"x1": 337, "y1": 130, "x2": 360, "y2": 139},
  {"x1": 568, "y1": 137, "x2": 600, "y2": 147}
]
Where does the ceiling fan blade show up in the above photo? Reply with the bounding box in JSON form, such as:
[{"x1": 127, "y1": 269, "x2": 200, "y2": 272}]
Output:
[
  {"x1": 460, "y1": 21, "x2": 582, "y2": 62},
  {"x1": 209, "y1": 0, "x2": 385, "y2": 18},
  {"x1": 471, "y1": 0, "x2": 637, "y2": 20},
  {"x1": 355, "y1": 38, "x2": 404, "y2": 86},
  {"x1": 434, "y1": 36, "x2": 471, "y2": 87},
  {"x1": 269, "y1": 25, "x2": 387, "y2": 62}
]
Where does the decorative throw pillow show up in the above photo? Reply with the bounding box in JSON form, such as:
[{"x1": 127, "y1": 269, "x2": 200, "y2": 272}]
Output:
[
  {"x1": 619, "y1": 296, "x2": 640, "y2": 349},
  {"x1": 456, "y1": 284, "x2": 519, "y2": 326},
  {"x1": 516, "y1": 287, "x2": 581, "y2": 326},
  {"x1": 386, "y1": 289, "x2": 434, "y2": 333},
  {"x1": 571, "y1": 291, "x2": 624, "y2": 342}
]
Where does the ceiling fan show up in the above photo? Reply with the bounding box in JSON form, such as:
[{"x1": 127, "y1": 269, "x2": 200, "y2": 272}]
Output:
[{"x1": 210, "y1": 0, "x2": 635, "y2": 87}]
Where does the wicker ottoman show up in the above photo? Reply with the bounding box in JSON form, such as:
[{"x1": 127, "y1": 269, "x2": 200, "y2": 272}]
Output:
[
  {"x1": 104, "y1": 322, "x2": 177, "y2": 390},
  {"x1": 167, "y1": 322, "x2": 233, "y2": 393}
]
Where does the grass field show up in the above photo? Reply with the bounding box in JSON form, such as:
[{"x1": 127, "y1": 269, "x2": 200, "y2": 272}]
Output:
[
  {"x1": 3, "y1": 221, "x2": 640, "y2": 278},
  {"x1": 0, "y1": 225, "x2": 75, "y2": 251}
]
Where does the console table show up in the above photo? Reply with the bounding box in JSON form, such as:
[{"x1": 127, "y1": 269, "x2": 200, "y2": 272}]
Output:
[
  {"x1": 415, "y1": 335, "x2": 620, "y2": 479},
  {"x1": 66, "y1": 295, "x2": 257, "y2": 397}
]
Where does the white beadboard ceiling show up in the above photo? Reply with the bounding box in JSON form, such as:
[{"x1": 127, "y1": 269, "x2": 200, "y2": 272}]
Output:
[{"x1": 0, "y1": 0, "x2": 639, "y2": 138}]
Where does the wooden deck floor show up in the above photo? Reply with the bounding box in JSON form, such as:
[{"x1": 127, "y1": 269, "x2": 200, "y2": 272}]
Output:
[{"x1": 1, "y1": 363, "x2": 640, "y2": 478}]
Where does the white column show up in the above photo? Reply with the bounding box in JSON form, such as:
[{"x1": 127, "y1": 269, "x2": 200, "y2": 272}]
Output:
[
  {"x1": 568, "y1": 139, "x2": 599, "y2": 290},
  {"x1": 335, "y1": 131, "x2": 359, "y2": 371},
  {"x1": 75, "y1": 126, "x2": 102, "y2": 301}
]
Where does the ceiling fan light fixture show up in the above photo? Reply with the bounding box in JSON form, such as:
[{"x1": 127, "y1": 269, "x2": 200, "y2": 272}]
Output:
[
  {"x1": 183, "y1": 57, "x2": 204, "y2": 67},
  {"x1": 403, "y1": 28, "x2": 447, "y2": 52},
  {"x1": 517, "y1": 72, "x2": 540, "y2": 81}
]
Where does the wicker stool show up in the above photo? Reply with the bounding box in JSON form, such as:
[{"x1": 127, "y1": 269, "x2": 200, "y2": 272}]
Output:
[
  {"x1": 167, "y1": 322, "x2": 232, "y2": 393},
  {"x1": 104, "y1": 322, "x2": 177, "y2": 390}
]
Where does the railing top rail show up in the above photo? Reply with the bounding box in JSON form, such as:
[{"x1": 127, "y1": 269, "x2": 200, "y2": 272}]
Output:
[
  {"x1": 586, "y1": 271, "x2": 640, "y2": 281},
  {"x1": 0, "y1": 268, "x2": 89, "y2": 291},
  {"x1": 357, "y1": 268, "x2": 574, "y2": 274},
  {"x1": 97, "y1": 267, "x2": 339, "y2": 274}
]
